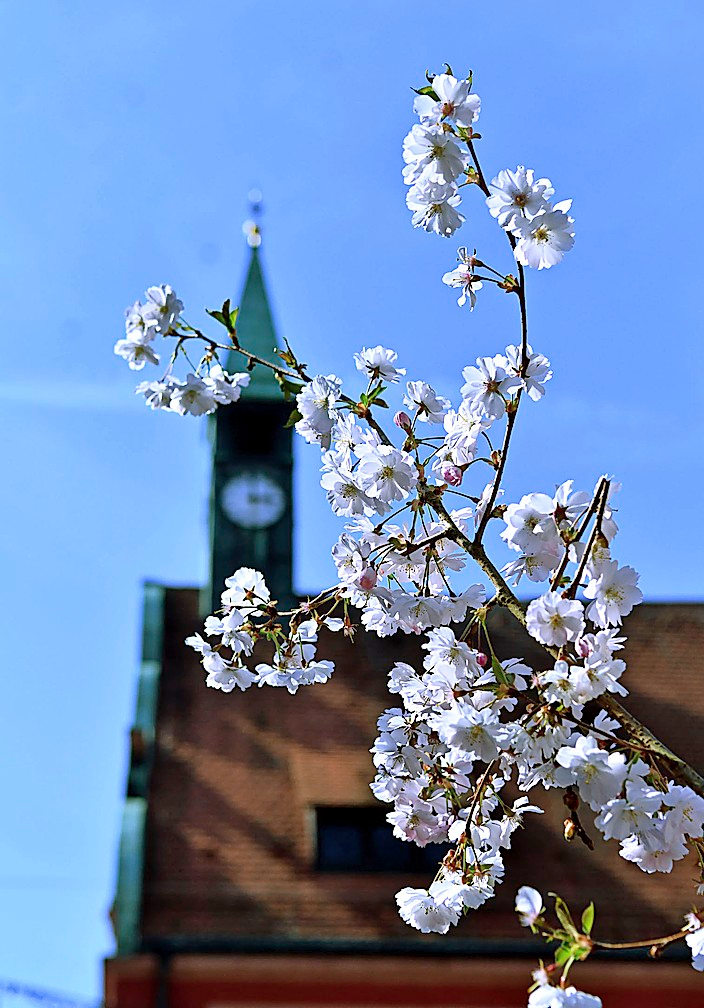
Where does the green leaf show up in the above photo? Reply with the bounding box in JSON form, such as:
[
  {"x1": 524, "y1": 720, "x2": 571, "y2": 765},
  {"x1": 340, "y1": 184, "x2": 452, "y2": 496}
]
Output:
[
  {"x1": 374, "y1": 397, "x2": 389, "y2": 409},
  {"x1": 554, "y1": 945, "x2": 573, "y2": 966},
  {"x1": 284, "y1": 407, "x2": 302, "y2": 429},
  {"x1": 275, "y1": 375, "x2": 304, "y2": 401},
  {"x1": 491, "y1": 655, "x2": 513, "y2": 687},
  {"x1": 581, "y1": 902, "x2": 595, "y2": 935},
  {"x1": 412, "y1": 85, "x2": 439, "y2": 100},
  {"x1": 206, "y1": 308, "x2": 226, "y2": 326},
  {"x1": 229, "y1": 306, "x2": 239, "y2": 330},
  {"x1": 552, "y1": 896, "x2": 578, "y2": 937},
  {"x1": 359, "y1": 392, "x2": 370, "y2": 406}
]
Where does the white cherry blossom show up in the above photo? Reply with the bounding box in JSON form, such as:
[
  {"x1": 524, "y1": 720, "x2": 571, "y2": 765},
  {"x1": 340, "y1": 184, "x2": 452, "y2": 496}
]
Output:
[
  {"x1": 584, "y1": 560, "x2": 643, "y2": 627},
  {"x1": 402, "y1": 124, "x2": 469, "y2": 186},
  {"x1": 442, "y1": 246, "x2": 483, "y2": 308},
  {"x1": 413, "y1": 73, "x2": 481, "y2": 128},
  {"x1": 515, "y1": 885, "x2": 543, "y2": 926},
  {"x1": 461, "y1": 354, "x2": 520, "y2": 418},
  {"x1": 514, "y1": 203, "x2": 575, "y2": 270},
  {"x1": 142, "y1": 284, "x2": 183, "y2": 334},
  {"x1": 526, "y1": 592, "x2": 585, "y2": 647},
  {"x1": 486, "y1": 166, "x2": 554, "y2": 231},
  {"x1": 113, "y1": 338, "x2": 160, "y2": 370},
  {"x1": 403, "y1": 380, "x2": 450, "y2": 423},
  {"x1": 353, "y1": 345, "x2": 405, "y2": 383},
  {"x1": 356, "y1": 445, "x2": 418, "y2": 503},
  {"x1": 395, "y1": 884, "x2": 461, "y2": 934},
  {"x1": 170, "y1": 373, "x2": 218, "y2": 416},
  {"x1": 406, "y1": 179, "x2": 464, "y2": 236}
]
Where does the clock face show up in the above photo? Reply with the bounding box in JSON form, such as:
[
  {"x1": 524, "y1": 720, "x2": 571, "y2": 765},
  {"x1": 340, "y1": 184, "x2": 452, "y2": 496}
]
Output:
[{"x1": 221, "y1": 471, "x2": 286, "y2": 530}]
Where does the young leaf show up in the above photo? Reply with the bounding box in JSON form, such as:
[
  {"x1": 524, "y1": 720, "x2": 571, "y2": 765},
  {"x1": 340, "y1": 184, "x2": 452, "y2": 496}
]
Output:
[
  {"x1": 554, "y1": 944, "x2": 573, "y2": 967},
  {"x1": 581, "y1": 902, "x2": 595, "y2": 936},
  {"x1": 413, "y1": 85, "x2": 439, "y2": 100},
  {"x1": 492, "y1": 655, "x2": 513, "y2": 687},
  {"x1": 206, "y1": 308, "x2": 226, "y2": 326},
  {"x1": 552, "y1": 895, "x2": 578, "y2": 937},
  {"x1": 284, "y1": 407, "x2": 302, "y2": 429},
  {"x1": 276, "y1": 376, "x2": 304, "y2": 401}
]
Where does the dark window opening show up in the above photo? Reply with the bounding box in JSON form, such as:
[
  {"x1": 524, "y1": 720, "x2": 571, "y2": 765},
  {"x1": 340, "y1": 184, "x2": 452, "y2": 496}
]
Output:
[
  {"x1": 315, "y1": 805, "x2": 449, "y2": 873},
  {"x1": 220, "y1": 402, "x2": 291, "y2": 457}
]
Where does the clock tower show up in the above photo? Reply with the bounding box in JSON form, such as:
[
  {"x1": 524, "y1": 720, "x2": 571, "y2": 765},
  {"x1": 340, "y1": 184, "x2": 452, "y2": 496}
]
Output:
[{"x1": 207, "y1": 227, "x2": 293, "y2": 614}]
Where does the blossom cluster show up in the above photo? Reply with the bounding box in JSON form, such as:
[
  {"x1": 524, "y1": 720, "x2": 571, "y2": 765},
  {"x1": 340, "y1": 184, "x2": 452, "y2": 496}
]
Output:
[
  {"x1": 135, "y1": 365, "x2": 251, "y2": 415},
  {"x1": 403, "y1": 72, "x2": 480, "y2": 236},
  {"x1": 115, "y1": 285, "x2": 251, "y2": 415},
  {"x1": 402, "y1": 69, "x2": 575, "y2": 326},
  {"x1": 288, "y1": 340, "x2": 550, "y2": 640},
  {"x1": 486, "y1": 166, "x2": 575, "y2": 271},
  {"x1": 186, "y1": 330, "x2": 704, "y2": 945},
  {"x1": 114, "y1": 284, "x2": 183, "y2": 369},
  {"x1": 186, "y1": 567, "x2": 337, "y2": 695}
]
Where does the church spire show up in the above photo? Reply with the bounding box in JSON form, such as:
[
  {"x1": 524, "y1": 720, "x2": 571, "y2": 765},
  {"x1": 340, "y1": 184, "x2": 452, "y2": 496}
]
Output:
[
  {"x1": 206, "y1": 197, "x2": 294, "y2": 614},
  {"x1": 228, "y1": 193, "x2": 281, "y2": 400}
]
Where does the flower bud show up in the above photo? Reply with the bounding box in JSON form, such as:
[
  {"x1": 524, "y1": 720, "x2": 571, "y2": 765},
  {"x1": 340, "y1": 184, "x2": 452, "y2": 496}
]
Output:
[
  {"x1": 476, "y1": 652, "x2": 488, "y2": 668},
  {"x1": 563, "y1": 788, "x2": 580, "y2": 811},
  {"x1": 575, "y1": 636, "x2": 591, "y2": 658},
  {"x1": 394, "y1": 410, "x2": 412, "y2": 430},
  {"x1": 440, "y1": 463, "x2": 463, "y2": 486},
  {"x1": 563, "y1": 818, "x2": 577, "y2": 841},
  {"x1": 357, "y1": 566, "x2": 378, "y2": 591}
]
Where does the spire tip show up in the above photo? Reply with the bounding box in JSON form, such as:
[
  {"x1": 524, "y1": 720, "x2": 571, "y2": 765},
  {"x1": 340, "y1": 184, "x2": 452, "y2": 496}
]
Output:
[{"x1": 243, "y1": 189, "x2": 263, "y2": 247}]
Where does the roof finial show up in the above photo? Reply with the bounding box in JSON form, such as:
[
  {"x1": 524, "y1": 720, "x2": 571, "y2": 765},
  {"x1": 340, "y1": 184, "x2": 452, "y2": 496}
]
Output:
[{"x1": 242, "y1": 189, "x2": 263, "y2": 248}]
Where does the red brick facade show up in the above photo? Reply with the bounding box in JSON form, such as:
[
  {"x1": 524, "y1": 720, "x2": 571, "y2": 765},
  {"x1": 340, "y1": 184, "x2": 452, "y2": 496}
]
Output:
[{"x1": 106, "y1": 589, "x2": 704, "y2": 1007}]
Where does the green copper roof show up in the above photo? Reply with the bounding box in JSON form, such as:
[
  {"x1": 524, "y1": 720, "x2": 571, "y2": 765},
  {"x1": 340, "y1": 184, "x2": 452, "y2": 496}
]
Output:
[
  {"x1": 112, "y1": 581, "x2": 166, "y2": 955},
  {"x1": 226, "y1": 247, "x2": 281, "y2": 400}
]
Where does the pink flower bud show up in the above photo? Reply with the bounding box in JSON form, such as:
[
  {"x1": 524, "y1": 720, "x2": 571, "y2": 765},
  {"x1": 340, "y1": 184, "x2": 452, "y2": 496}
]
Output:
[
  {"x1": 476, "y1": 652, "x2": 488, "y2": 668},
  {"x1": 440, "y1": 463, "x2": 463, "y2": 486},
  {"x1": 357, "y1": 566, "x2": 378, "y2": 591},
  {"x1": 575, "y1": 636, "x2": 591, "y2": 658},
  {"x1": 394, "y1": 410, "x2": 412, "y2": 430}
]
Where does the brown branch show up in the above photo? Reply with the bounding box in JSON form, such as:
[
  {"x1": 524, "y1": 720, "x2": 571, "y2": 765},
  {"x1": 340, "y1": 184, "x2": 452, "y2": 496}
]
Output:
[
  {"x1": 430, "y1": 497, "x2": 704, "y2": 797},
  {"x1": 550, "y1": 479, "x2": 607, "y2": 592},
  {"x1": 565, "y1": 478, "x2": 609, "y2": 599}
]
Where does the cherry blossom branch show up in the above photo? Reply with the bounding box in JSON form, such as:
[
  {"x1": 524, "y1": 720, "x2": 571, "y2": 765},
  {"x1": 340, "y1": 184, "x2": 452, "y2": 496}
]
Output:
[
  {"x1": 564, "y1": 478, "x2": 610, "y2": 599},
  {"x1": 121, "y1": 70, "x2": 704, "y2": 983},
  {"x1": 549, "y1": 480, "x2": 607, "y2": 591},
  {"x1": 467, "y1": 136, "x2": 490, "y2": 196},
  {"x1": 467, "y1": 135, "x2": 528, "y2": 369},
  {"x1": 593, "y1": 924, "x2": 690, "y2": 952},
  {"x1": 473, "y1": 394, "x2": 522, "y2": 543},
  {"x1": 431, "y1": 497, "x2": 704, "y2": 796}
]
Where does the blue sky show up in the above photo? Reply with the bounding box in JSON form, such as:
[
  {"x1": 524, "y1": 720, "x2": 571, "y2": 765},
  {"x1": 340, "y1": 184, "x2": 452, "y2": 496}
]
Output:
[{"x1": 0, "y1": 0, "x2": 702, "y2": 997}]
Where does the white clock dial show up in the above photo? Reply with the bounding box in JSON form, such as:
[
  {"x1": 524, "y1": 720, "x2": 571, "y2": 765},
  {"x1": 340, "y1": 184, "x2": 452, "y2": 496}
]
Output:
[{"x1": 221, "y1": 471, "x2": 286, "y2": 530}]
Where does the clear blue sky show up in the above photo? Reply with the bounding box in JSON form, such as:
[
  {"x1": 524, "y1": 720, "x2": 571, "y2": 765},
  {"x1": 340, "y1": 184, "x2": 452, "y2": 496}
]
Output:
[{"x1": 0, "y1": 0, "x2": 702, "y2": 997}]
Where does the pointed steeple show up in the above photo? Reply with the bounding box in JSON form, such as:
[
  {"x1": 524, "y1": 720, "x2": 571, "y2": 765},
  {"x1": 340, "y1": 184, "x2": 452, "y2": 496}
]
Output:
[
  {"x1": 205, "y1": 197, "x2": 294, "y2": 614},
  {"x1": 228, "y1": 197, "x2": 281, "y2": 399}
]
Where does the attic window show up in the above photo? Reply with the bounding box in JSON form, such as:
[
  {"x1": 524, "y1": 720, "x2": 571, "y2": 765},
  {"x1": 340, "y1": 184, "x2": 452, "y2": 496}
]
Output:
[{"x1": 315, "y1": 805, "x2": 448, "y2": 873}]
